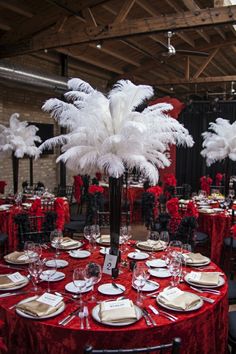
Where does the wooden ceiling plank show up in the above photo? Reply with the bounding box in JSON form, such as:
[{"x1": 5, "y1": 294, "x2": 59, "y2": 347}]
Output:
[
  {"x1": 0, "y1": 19, "x2": 11, "y2": 31},
  {"x1": 0, "y1": 0, "x2": 33, "y2": 18},
  {"x1": 210, "y1": 60, "x2": 228, "y2": 75},
  {"x1": 149, "y1": 75, "x2": 236, "y2": 85},
  {"x1": 214, "y1": 26, "x2": 226, "y2": 39},
  {"x1": 82, "y1": 8, "x2": 98, "y2": 26},
  {"x1": 2, "y1": 5, "x2": 236, "y2": 57},
  {"x1": 185, "y1": 56, "x2": 190, "y2": 80},
  {"x1": 193, "y1": 48, "x2": 219, "y2": 78},
  {"x1": 113, "y1": 0, "x2": 136, "y2": 24},
  {"x1": 54, "y1": 15, "x2": 70, "y2": 33}
]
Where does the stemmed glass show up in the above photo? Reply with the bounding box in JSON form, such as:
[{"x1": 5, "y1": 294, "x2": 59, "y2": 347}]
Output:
[
  {"x1": 50, "y1": 230, "x2": 63, "y2": 257},
  {"x1": 132, "y1": 264, "x2": 150, "y2": 306},
  {"x1": 85, "y1": 262, "x2": 102, "y2": 302},
  {"x1": 169, "y1": 240, "x2": 183, "y2": 258},
  {"x1": 28, "y1": 258, "x2": 44, "y2": 292},
  {"x1": 147, "y1": 230, "x2": 159, "y2": 259},
  {"x1": 169, "y1": 257, "x2": 182, "y2": 288},
  {"x1": 42, "y1": 258, "x2": 57, "y2": 293},
  {"x1": 24, "y1": 241, "x2": 35, "y2": 260},
  {"x1": 180, "y1": 243, "x2": 192, "y2": 279},
  {"x1": 73, "y1": 267, "x2": 87, "y2": 305},
  {"x1": 159, "y1": 231, "x2": 169, "y2": 250},
  {"x1": 90, "y1": 225, "x2": 100, "y2": 251}
]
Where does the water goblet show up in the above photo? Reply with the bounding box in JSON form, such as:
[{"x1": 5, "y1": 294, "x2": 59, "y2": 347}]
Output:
[
  {"x1": 181, "y1": 243, "x2": 192, "y2": 279},
  {"x1": 159, "y1": 231, "x2": 169, "y2": 250},
  {"x1": 42, "y1": 258, "x2": 57, "y2": 293},
  {"x1": 169, "y1": 240, "x2": 183, "y2": 258},
  {"x1": 73, "y1": 267, "x2": 87, "y2": 305},
  {"x1": 85, "y1": 262, "x2": 102, "y2": 302},
  {"x1": 132, "y1": 264, "x2": 150, "y2": 306},
  {"x1": 147, "y1": 230, "x2": 159, "y2": 259},
  {"x1": 169, "y1": 257, "x2": 182, "y2": 287},
  {"x1": 28, "y1": 258, "x2": 44, "y2": 292},
  {"x1": 24, "y1": 241, "x2": 35, "y2": 260},
  {"x1": 50, "y1": 230, "x2": 63, "y2": 257}
]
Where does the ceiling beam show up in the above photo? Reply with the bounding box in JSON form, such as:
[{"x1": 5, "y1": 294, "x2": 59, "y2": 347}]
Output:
[
  {"x1": 1, "y1": 5, "x2": 236, "y2": 58},
  {"x1": 185, "y1": 56, "x2": 190, "y2": 80},
  {"x1": 0, "y1": 18, "x2": 11, "y2": 31},
  {"x1": 113, "y1": 0, "x2": 136, "y2": 24},
  {"x1": 193, "y1": 48, "x2": 219, "y2": 78},
  {"x1": 0, "y1": 0, "x2": 33, "y2": 18},
  {"x1": 149, "y1": 75, "x2": 236, "y2": 85}
]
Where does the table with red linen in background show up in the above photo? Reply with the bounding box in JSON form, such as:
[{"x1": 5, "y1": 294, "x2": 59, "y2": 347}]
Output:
[{"x1": 0, "y1": 241, "x2": 228, "y2": 354}]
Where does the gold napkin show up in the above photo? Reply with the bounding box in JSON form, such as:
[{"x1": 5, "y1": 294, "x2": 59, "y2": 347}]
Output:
[
  {"x1": 99, "y1": 299, "x2": 137, "y2": 323},
  {"x1": 100, "y1": 235, "x2": 110, "y2": 243},
  {"x1": 159, "y1": 289, "x2": 201, "y2": 310},
  {"x1": 183, "y1": 252, "x2": 209, "y2": 264},
  {"x1": 137, "y1": 240, "x2": 165, "y2": 251},
  {"x1": 16, "y1": 298, "x2": 63, "y2": 317},
  {"x1": 188, "y1": 272, "x2": 220, "y2": 286},
  {"x1": 59, "y1": 237, "x2": 78, "y2": 249},
  {"x1": 0, "y1": 275, "x2": 26, "y2": 289},
  {"x1": 4, "y1": 251, "x2": 29, "y2": 264}
]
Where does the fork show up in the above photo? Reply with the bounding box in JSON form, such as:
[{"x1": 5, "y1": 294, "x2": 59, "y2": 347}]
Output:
[
  {"x1": 112, "y1": 282, "x2": 124, "y2": 292},
  {"x1": 189, "y1": 285, "x2": 220, "y2": 295},
  {"x1": 83, "y1": 306, "x2": 90, "y2": 329}
]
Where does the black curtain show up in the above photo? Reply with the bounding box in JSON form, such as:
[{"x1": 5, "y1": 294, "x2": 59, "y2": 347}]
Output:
[{"x1": 176, "y1": 101, "x2": 236, "y2": 192}]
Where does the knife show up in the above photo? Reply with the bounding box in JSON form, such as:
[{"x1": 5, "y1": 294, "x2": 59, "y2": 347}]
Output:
[
  {"x1": 143, "y1": 308, "x2": 157, "y2": 326},
  {"x1": 0, "y1": 291, "x2": 29, "y2": 298},
  {"x1": 141, "y1": 309, "x2": 152, "y2": 326},
  {"x1": 0, "y1": 264, "x2": 26, "y2": 271},
  {"x1": 58, "y1": 306, "x2": 81, "y2": 325}
]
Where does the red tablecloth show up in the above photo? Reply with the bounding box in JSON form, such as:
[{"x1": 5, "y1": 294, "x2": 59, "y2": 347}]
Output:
[
  {"x1": 198, "y1": 212, "x2": 231, "y2": 264},
  {"x1": 0, "y1": 243, "x2": 228, "y2": 354}
]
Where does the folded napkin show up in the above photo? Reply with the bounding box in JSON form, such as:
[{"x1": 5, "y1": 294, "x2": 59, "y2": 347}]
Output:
[
  {"x1": 182, "y1": 252, "x2": 209, "y2": 264},
  {"x1": 100, "y1": 235, "x2": 110, "y2": 243},
  {"x1": 59, "y1": 237, "x2": 78, "y2": 249},
  {"x1": 4, "y1": 251, "x2": 29, "y2": 264},
  {"x1": 99, "y1": 299, "x2": 137, "y2": 323},
  {"x1": 137, "y1": 240, "x2": 165, "y2": 251},
  {"x1": 16, "y1": 298, "x2": 63, "y2": 317},
  {"x1": 158, "y1": 287, "x2": 201, "y2": 311},
  {"x1": 188, "y1": 271, "x2": 220, "y2": 286},
  {"x1": 0, "y1": 274, "x2": 26, "y2": 289}
]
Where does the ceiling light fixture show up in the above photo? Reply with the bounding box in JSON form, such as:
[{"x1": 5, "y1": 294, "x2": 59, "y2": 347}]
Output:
[{"x1": 96, "y1": 42, "x2": 102, "y2": 49}]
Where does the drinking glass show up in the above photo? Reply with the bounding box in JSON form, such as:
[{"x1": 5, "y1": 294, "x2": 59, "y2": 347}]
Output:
[
  {"x1": 147, "y1": 230, "x2": 159, "y2": 259},
  {"x1": 85, "y1": 262, "x2": 102, "y2": 302},
  {"x1": 50, "y1": 230, "x2": 63, "y2": 257},
  {"x1": 169, "y1": 240, "x2": 183, "y2": 258},
  {"x1": 24, "y1": 241, "x2": 35, "y2": 260},
  {"x1": 73, "y1": 267, "x2": 87, "y2": 304},
  {"x1": 28, "y1": 258, "x2": 44, "y2": 292},
  {"x1": 43, "y1": 258, "x2": 57, "y2": 293},
  {"x1": 132, "y1": 264, "x2": 150, "y2": 306},
  {"x1": 169, "y1": 257, "x2": 182, "y2": 287},
  {"x1": 181, "y1": 243, "x2": 192, "y2": 276},
  {"x1": 159, "y1": 231, "x2": 169, "y2": 250}
]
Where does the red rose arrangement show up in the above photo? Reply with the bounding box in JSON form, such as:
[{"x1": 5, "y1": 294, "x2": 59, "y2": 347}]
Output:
[
  {"x1": 215, "y1": 173, "x2": 223, "y2": 187},
  {"x1": 200, "y1": 175, "x2": 212, "y2": 195},
  {"x1": 166, "y1": 197, "x2": 181, "y2": 235},
  {"x1": 88, "y1": 185, "x2": 104, "y2": 194},
  {"x1": 185, "y1": 201, "x2": 199, "y2": 218}
]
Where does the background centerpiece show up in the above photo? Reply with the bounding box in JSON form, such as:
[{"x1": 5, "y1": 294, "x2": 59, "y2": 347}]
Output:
[{"x1": 39, "y1": 78, "x2": 194, "y2": 257}]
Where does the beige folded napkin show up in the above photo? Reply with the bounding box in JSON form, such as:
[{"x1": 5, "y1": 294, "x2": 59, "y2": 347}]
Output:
[
  {"x1": 16, "y1": 298, "x2": 63, "y2": 317},
  {"x1": 59, "y1": 237, "x2": 78, "y2": 248},
  {"x1": 137, "y1": 240, "x2": 165, "y2": 251},
  {"x1": 188, "y1": 271, "x2": 220, "y2": 286},
  {"x1": 183, "y1": 252, "x2": 209, "y2": 264},
  {"x1": 158, "y1": 287, "x2": 201, "y2": 310},
  {"x1": 0, "y1": 275, "x2": 26, "y2": 289},
  {"x1": 100, "y1": 235, "x2": 110, "y2": 243},
  {"x1": 99, "y1": 299, "x2": 137, "y2": 323},
  {"x1": 4, "y1": 251, "x2": 29, "y2": 264}
]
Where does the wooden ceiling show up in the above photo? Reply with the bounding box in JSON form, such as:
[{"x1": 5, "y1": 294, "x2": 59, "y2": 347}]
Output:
[{"x1": 1, "y1": 0, "x2": 236, "y2": 99}]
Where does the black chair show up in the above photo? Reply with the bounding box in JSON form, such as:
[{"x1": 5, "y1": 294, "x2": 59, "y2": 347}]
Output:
[
  {"x1": 0, "y1": 233, "x2": 8, "y2": 257},
  {"x1": 84, "y1": 337, "x2": 181, "y2": 354},
  {"x1": 229, "y1": 311, "x2": 236, "y2": 354}
]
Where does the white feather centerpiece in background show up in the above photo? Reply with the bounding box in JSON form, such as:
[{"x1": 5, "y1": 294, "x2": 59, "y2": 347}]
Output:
[
  {"x1": 201, "y1": 117, "x2": 236, "y2": 195},
  {"x1": 0, "y1": 113, "x2": 41, "y2": 193},
  {"x1": 40, "y1": 78, "x2": 194, "y2": 256}
]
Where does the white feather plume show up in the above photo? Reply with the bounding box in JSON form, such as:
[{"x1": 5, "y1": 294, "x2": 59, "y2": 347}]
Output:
[
  {"x1": 0, "y1": 113, "x2": 41, "y2": 158},
  {"x1": 201, "y1": 117, "x2": 236, "y2": 166},
  {"x1": 40, "y1": 78, "x2": 194, "y2": 184}
]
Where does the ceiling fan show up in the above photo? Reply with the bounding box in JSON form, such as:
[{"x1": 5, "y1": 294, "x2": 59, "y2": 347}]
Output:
[{"x1": 160, "y1": 31, "x2": 209, "y2": 57}]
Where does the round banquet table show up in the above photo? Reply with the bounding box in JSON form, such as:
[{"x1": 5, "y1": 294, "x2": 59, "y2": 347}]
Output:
[{"x1": 0, "y1": 241, "x2": 228, "y2": 354}]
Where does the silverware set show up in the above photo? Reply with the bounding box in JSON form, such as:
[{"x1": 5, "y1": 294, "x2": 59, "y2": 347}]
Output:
[
  {"x1": 148, "y1": 305, "x2": 178, "y2": 322},
  {"x1": 189, "y1": 285, "x2": 221, "y2": 295}
]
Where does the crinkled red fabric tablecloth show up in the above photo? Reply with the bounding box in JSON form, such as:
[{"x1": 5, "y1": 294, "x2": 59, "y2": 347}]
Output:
[{"x1": 0, "y1": 243, "x2": 228, "y2": 354}]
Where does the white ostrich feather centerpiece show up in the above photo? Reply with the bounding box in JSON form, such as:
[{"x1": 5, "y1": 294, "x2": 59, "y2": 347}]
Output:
[
  {"x1": 40, "y1": 79, "x2": 194, "y2": 183},
  {"x1": 0, "y1": 113, "x2": 41, "y2": 158}
]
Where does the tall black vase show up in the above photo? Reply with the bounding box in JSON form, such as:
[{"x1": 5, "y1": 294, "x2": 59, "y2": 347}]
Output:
[
  {"x1": 12, "y1": 153, "x2": 19, "y2": 194},
  {"x1": 224, "y1": 157, "x2": 232, "y2": 197},
  {"x1": 109, "y1": 176, "x2": 122, "y2": 256}
]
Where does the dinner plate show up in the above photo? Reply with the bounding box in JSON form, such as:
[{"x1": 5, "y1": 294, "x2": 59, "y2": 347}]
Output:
[
  {"x1": 100, "y1": 247, "x2": 111, "y2": 255},
  {"x1": 184, "y1": 273, "x2": 225, "y2": 288},
  {"x1": 4, "y1": 253, "x2": 32, "y2": 265},
  {"x1": 45, "y1": 259, "x2": 68, "y2": 268},
  {"x1": 40, "y1": 271, "x2": 65, "y2": 282},
  {"x1": 146, "y1": 259, "x2": 166, "y2": 268},
  {"x1": 98, "y1": 283, "x2": 125, "y2": 295},
  {"x1": 132, "y1": 280, "x2": 159, "y2": 292},
  {"x1": 156, "y1": 292, "x2": 203, "y2": 312},
  {"x1": 0, "y1": 275, "x2": 29, "y2": 291},
  {"x1": 51, "y1": 240, "x2": 83, "y2": 250},
  {"x1": 186, "y1": 258, "x2": 211, "y2": 267},
  {"x1": 65, "y1": 281, "x2": 93, "y2": 294},
  {"x1": 128, "y1": 252, "x2": 149, "y2": 260},
  {"x1": 148, "y1": 268, "x2": 171, "y2": 278},
  {"x1": 136, "y1": 242, "x2": 165, "y2": 252},
  {"x1": 68, "y1": 250, "x2": 91, "y2": 259},
  {"x1": 96, "y1": 238, "x2": 123, "y2": 246},
  {"x1": 15, "y1": 296, "x2": 65, "y2": 319},
  {"x1": 92, "y1": 304, "x2": 142, "y2": 326}
]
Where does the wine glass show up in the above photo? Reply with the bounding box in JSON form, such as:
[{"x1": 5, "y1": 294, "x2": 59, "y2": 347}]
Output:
[
  {"x1": 85, "y1": 262, "x2": 102, "y2": 302},
  {"x1": 73, "y1": 267, "x2": 87, "y2": 304},
  {"x1": 90, "y1": 224, "x2": 100, "y2": 251},
  {"x1": 169, "y1": 257, "x2": 182, "y2": 288},
  {"x1": 159, "y1": 231, "x2": 169, "y2": 250},
  {"x1": 147, "y1": 230, "x2": 159, "y2": 259},
  {"x1": 132, "y1": 264, "x2": 150, "y2": 306},
  {"x1": 24, "y1": 241, "x2": 35, "y2": 260},
  {"x1": 28, "y1": 258, "x2": 44, "y2": 292},
  {"x1": 169, "y1": 240, "x2": 183, "y2": 258},
  {"x1": 181, "y1": 243, "x2": 192, "y2": 279},
  {"x1": 42, "y1": 258, "x2": 57, "y2": 293},
  {"x1": 50, "y1": 230, "x2": 63, "y2": 257}
]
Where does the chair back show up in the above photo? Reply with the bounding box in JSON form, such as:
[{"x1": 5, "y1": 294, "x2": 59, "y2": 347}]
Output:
[
  {"x1": 84, "y1": 337, "x2": 181, "y2": 354},
  {"x1": 97, "y1": 211, "x2": 130, "y2": 229},
  {"x1": 55, "y1": 185, "x2": 74, "y2": 203}
]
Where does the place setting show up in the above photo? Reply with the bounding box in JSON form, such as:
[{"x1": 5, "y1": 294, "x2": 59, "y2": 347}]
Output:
[
  {"x1": 0, "y1": 272, "x2": 29, "y2": 292},
  {"x1": 51, "y1": 236, "x2": 83, "y2": 251},
  {"x1": 68, "y1": 249, "x2": 91, "y2": 259},
  {"x1": 184, "y1": 271, "x2": 225, "y2": 289}
]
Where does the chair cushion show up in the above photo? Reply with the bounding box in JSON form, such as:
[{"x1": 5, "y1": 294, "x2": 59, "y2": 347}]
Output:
[
  {"x1": 0, "y1": 233, "x2": 8, "y2": 245},
  {"x1": 229, "y1": 311, "x2": 236, "y2": 341},
  {"x1": 195, "y1": 232, "x2": 209, "y2": 243},
  {"x1": 224, "y1": 237, "x2": 236, "y2": 248}
]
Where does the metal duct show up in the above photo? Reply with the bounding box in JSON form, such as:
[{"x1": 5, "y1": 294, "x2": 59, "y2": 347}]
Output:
[{"x1": 0, "y1": 60, "x2": 68, "y2": 92}]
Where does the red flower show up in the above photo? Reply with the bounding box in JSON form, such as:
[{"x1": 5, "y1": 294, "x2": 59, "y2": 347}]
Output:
[
  {"x1": 164, "y1": 174, "x2": 177, "y2": 187},
  {"x1": 166, "y1": 197, "x2": 179, "y2": 217},
  {"x1": 200, "y1": 176, "x2": 212, "y2": 195},
  {"x1": 215, "y1": 173, "x2": 223, "y2": 186},
  {"x1": 147, "y1": 186, "x2": 162, "y2": 197},
  {"x1": 88, "y1": 185, "x2": 104, "y2": 194},
  {"x1": 185, "y1": 201, "x2": 199, "y2": 218},
  {"x1": 95, "y1": 172, "x2": 102, "y2": 181}
]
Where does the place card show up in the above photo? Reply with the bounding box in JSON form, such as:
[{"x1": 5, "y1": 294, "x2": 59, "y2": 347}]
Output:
[
  {"x1": 102, "y1": 299, "x2": 132, "y2": 311},
  {"x1": 188, "y1": 272, "x2": 201, "y2": 282},
  {"x1": 7, "y1": 272, "x2": 26, "y2": 283},
  {"x1": 102, "y1": 253, "x2": 118, "y2": 275},
  {"x1": 36, "y1": 293, "x2": 62, "y2": 307},
  {"x1": 161, "y1": 287, "x2": 183, "y2": 300}
]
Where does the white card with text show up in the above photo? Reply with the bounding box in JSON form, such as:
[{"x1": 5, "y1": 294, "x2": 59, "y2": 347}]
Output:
[{"x1": 103, "y1": 253, "x2": 118, "y2": 275}]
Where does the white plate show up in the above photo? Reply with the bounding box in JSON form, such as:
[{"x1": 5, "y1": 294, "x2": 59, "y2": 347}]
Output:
[
  {"x1": 132, "y1": 280, "x2": 159, "y2": 292},
  {"x1": 45, "y1": 259, "x2": 68, "y2": 268},
  {"x1": 15, "y1": 296, "x2": 65, "y2": 319},
  {"x1": 96, "y1": 238, "x2": 123, "y2": 246},
  {"x1": 136, "y1": 242, "x2": 165, "y2": 252},
  {"x1": 0, "y1": 275, "x2": 29, "y2": 291},
  {"x1": 92, "y1": 303, "x2": 142, "y2": 326},
  {"x1": 51, "y1": 241, "x2": 83, "y2": 250},
  {"x1": 156, "y1": 292, "x2": 203, "y2": 312},
  {"x1": 128, "y1": 252, "x2": 149, "y2": 260},
  {"x1": 4, "y1": 254, "x2": 32, "y2": 265},
  {"x1": 65, "y1": 281, "x2": 93, "y2": 294},
  {"x1": 100, "y1": 247, "x2": 111, "y2": 255},
  {"x1": 69, "y1": 250, "x2": 91, "y2": 259},
  {"x1": 148, "y1": 268, "x2": 171, "y2": 278},
  {"x1": 40, "y1": 271, "x2": 65, "y2": 282},
  {"x1": 184, "y1": 273, "x2": 225, "y2": 288},
  {"x1": 186, "y1": 258, "x2": 211, "y2": 267},
  {"x1": 146, "y1": 259, "x2": 166, "y2": 268},
  {"x1": 98, "y1": 283, "x2": 125, "y2": 295}
]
